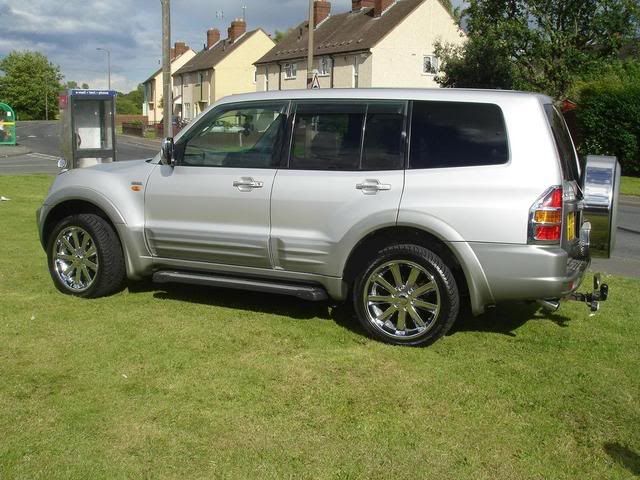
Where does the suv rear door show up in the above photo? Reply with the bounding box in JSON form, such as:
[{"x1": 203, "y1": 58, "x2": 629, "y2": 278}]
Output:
[{"x1": 269, "y1": 101, "x2": 407, "y2": 277}]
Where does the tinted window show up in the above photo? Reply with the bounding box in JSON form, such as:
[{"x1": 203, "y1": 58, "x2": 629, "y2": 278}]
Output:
[
  {"x1": 410, "y1": 101, "x2": 509, "y2": 169},
  {"x1": 362, "y1": 103, "x2": 405, "y2": 170},
  {"x1": 291, "y1": 103, "x2": 365, "y2": 170},
  {"x1": 179, "y1": 102, "x2": 287, "y2": 168},
  {"x1": 544, "y1": 104, "x2": 580, "y2": 182}
]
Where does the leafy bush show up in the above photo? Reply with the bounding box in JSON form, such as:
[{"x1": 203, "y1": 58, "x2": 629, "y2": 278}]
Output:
[{"x1": 575, "y1": 63, "x2": 640, "y2": 176}]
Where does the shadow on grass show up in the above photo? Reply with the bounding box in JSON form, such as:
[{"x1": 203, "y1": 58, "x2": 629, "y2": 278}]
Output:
[
  {"x1": 604, "y1": 442, "x2": 640, "y2": 475},
  {"x1": 129, "y1": 281, "x2": 573, "y2": 339},
  {"x1": 449, "y1": 301, "x2": 573, "y2": 338},
  {"x1": 130, "y1": 280, "x2": 334, "y2": 321}
]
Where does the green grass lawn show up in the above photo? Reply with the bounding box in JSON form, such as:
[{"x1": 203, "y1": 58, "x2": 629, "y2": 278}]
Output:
[
  {"x1": 1, "y1": 175, "x2": 639, "y2": 479},
  {"x1": 621, "y1": 176, "x2": 640, "y2": 197}
]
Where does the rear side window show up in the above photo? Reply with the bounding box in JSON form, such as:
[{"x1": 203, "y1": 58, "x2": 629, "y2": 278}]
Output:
[
  {"x1": 289, "y1": 102, "x2": 405, "y2": 171},
  {"x1": 291, "y1": 103, "x2": 365, "y2": 170},
  {"x1": 410, "y1": 101, "x2": 509, "y2": 169},
  {"x1": 361, "y1": 103, "x2": 405, "y2": 170},
  {"x1": 544, "y1": 104, "x2": 581, "y2": 182}
]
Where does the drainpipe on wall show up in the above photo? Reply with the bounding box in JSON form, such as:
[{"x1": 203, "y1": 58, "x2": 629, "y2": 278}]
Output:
[
  {"x1": 330, "y1": 56, "x2": 335, "y2": 88},
  {"x1": 278, "y1": 64, "x2": 282, "y2": 90}
]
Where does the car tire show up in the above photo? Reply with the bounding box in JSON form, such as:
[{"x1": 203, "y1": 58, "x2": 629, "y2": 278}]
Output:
[
  {"x1": 47, "y1": 213, "x2": 126, "y2": 298},
  {"x1": 353, "y1": 244, "x2": 459, "y2": 347}
]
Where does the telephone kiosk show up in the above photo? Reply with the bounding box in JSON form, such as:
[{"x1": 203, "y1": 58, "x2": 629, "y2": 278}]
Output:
[{"x1": 60, "y1": 89, "x2": 117, "y2": 169}]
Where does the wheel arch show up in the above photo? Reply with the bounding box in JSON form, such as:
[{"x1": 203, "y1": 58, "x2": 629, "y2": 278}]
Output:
[
  {"x1": 342, "y1": 225, "x2": 494, "y2": 316},
  {"x1": 42, "y1": 199, "x2": 122, "y2": 250}
]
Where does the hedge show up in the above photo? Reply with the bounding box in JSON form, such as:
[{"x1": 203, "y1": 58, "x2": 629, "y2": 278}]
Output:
[{"x1": 575, "y1": 67, "x2": 640, "y2": 176}]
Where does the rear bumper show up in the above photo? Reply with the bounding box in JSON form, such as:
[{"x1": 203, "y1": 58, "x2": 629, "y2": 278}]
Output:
[{"x1": 470, "y1": 243, "x2": 589, "y2": 303}]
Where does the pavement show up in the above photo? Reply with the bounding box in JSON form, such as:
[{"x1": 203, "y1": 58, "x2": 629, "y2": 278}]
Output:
[{"x1": 0, "y1": 145, "x2": 31, "y2": 157}]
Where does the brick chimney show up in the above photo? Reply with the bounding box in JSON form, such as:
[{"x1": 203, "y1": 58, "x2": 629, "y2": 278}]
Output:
[
  {"x1": 374, "y1": 0, "x2": 394, "y2": 16},
  {"x1": 170, "y1": 47, "x2": 176, "y2": 60},
  {"x1": 174, "y1": 41, "x2": 189, "y2": 57},
  {"x1": 227, "y1": 19, "x2": 247, "y2": 43},
  {"x1": 352, "y1": 0, "x2": 375, "y2": 12},
  {"x1": 313, "y1": 0, "x2": 331, "y2": 26},
  {"x1": 207, "y1": 28, "x2": 221, "y2": 48}
]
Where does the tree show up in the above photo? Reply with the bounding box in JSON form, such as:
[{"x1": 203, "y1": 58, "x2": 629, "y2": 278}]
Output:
[
  {"x1": 435, "y1": 0, "x2": 640, "y2": 99},
  {"x1": 273, "y1": 29, "x2": 294, "y2": 44},
  {"x1": 66, "y1": 80, "x2": 79, "y2": 89},
  {"x1": 116, "y1": 84, "x2": 144, "y2": 115},
  {"x1": 0, "y1": 51, "x2": 63, "y2": 120},
  {"x1": 81, "y1": 83, "x2": 89, "y2": 89}
]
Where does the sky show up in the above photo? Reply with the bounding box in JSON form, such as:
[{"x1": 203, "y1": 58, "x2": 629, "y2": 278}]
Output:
[{"x1": 0, "y1": 0, "x2": 463, "y2": 93}]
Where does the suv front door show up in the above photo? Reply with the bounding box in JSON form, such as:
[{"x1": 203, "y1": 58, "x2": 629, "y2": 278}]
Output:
[
  {"x1": 145, "y1": 101, "x2": 288, "y2": 268},
  {"x1": 270, "y1": 101, "x2": 407, "y2": 277}
]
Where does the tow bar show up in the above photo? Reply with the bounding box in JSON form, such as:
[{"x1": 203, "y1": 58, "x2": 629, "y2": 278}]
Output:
[{"x1": 567, "y1": 273, "x2": 609, "y2": 312}]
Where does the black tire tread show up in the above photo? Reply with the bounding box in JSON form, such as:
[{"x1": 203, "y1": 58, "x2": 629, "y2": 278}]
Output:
[
  {"x1": 353, "y1": 243, "x2": 459, "y2": 347},
  {"x1": 47, "y1": 213, "x2": 126, "y2": 298}
]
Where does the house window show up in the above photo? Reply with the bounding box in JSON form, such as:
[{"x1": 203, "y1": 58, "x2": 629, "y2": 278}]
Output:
[
  {"x1": 423, "y1": 55, "x2": 439, "y2": 75},
  {"x1": 318, "y1": 57, "x2": 331, "y2": 77},
  {"x1": 253, "y1": 67, "x2": 257, "y2": 84},
  {"x1": 284, "y1": 63, "x2": 297, "y2": 80}
]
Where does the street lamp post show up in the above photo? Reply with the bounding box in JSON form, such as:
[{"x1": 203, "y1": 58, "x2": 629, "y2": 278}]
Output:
[{"x1": 96, "y1": 47, "x2": 111, "y2": 90}]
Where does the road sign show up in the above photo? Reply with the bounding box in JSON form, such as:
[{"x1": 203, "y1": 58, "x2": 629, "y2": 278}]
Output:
[{"x1": 311, "y1": 73, "x2": 321, "y2": 89}]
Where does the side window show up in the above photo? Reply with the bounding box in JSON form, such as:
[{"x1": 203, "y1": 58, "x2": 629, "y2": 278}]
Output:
[
  {"x1": 362, "y1": 103, "x2": 405, "y2": 170},
  {"x1": 290, "y1": 103, "x2": 365, "y2": 170},
  {"x1": 410, "y1": 101, "x2": 509, "y2": 169},
  {"x1": 179, "y1": 102, "x2": 287, "y2": 168}
]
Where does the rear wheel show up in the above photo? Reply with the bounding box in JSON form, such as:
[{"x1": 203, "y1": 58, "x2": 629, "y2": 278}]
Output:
[
  {"x1": 47, "y1": 214, "x2": 126, "y2": 298},
  {"x1": 353, "y1": 244, "x2": 459, "y2": 346}
]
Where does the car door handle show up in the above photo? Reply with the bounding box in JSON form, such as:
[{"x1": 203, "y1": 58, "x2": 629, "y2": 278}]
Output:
[
  {"x1": 233, "y1": 177, "x2": 264, "y2": 192},
  {"x1": 356, "y1": 179, "x2": 391, "y2": 195}
]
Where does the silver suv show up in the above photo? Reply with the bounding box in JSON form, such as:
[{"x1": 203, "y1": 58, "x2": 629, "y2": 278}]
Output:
[{"x1": 37, "y1": 89, "x2": 619, "y2": 346}]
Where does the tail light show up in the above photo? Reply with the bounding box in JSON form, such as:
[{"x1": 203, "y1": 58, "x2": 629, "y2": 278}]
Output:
[{"x1": 529, "y1": 186, "x2": 563, "y2": 244}]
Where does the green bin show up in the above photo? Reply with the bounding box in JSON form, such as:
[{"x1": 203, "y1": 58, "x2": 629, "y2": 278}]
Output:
[{"x1": 0, "y1": 103, "x2": 16, "y2": 145}]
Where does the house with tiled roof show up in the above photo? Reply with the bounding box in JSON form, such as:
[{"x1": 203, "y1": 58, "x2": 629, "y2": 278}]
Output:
[
  {"x1": 142, "y1": 42, "x2": 196, "y2": 124},
  {"x1": 173, "y1": 20, "x2": 275, "y2": 120},
  {"x1": 255, "y1": 0, "x2": 465, "y2": 91}
]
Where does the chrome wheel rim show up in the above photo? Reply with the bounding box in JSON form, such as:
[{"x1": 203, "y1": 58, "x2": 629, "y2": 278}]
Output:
[
  {"x1": 363, "y1": 260, "x2": 441, "y2": 340},
  {"x1": 53, "y1": 226, "x2": 99, "y2": 292}
]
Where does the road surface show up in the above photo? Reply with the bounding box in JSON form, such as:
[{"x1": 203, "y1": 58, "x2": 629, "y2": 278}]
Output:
[{"x1": 0, "y1": 120, "x2": 159, "y2": 175}]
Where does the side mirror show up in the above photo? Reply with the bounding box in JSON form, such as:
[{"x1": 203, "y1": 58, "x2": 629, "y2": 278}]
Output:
[{"x1": 161, "y1": 137, "x2": 176, "y2": 167}]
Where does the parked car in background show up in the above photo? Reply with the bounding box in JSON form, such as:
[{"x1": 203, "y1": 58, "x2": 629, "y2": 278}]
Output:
[{"x1": 36, "y1": 89, "x2": 619, "y2": 346}]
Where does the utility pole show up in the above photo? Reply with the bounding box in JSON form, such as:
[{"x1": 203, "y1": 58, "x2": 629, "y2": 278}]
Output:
[
  {"x1": 96, "y1": 48, "x2": 111, "y2": 90},
  {"x1": 161, "y1": 0, "x2": 172, "y2": 138},
  {"x1": 307, "y1": 0, "x2": 315, "y2": 89},
  {"x1": 44, "y1": 87, "x2": 48, "y2": 121}
]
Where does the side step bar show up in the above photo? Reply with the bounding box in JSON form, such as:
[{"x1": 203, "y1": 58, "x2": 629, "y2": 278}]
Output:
[{"x1": 152, "y1": 270, "x2": 329, "y2": 302}]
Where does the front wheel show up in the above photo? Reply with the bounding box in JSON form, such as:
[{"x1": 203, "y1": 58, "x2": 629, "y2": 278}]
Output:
[
  {"x1": 353, "y1": 244, "x2": 459, "y2": 347},
  {"x1": 47, "y1": 213, "x2": 126, "y2": 298}
]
